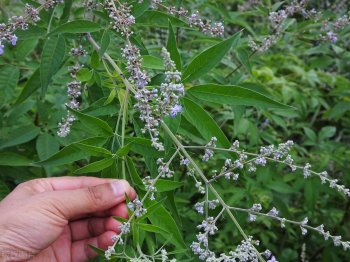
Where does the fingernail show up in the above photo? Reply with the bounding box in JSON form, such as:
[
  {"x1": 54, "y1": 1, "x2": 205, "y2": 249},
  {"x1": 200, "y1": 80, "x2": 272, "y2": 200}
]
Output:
[{"x1": 111, "y1": 180, "x2": 129, "y2": 196}]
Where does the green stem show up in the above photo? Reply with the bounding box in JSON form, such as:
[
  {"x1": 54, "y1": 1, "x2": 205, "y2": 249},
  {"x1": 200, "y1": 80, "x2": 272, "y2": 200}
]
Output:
[
  {"x1": 161, "y1": 122, "x2": 266, "y2": 262},
  {"x1": 121, "y1": 88, "x2": 129, "y2": 179}
]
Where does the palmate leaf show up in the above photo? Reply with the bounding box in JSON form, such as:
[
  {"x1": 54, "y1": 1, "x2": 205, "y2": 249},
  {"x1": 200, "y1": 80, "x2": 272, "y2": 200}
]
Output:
[
  {"x1": 182, "y1": 31, "x2": 241, "y2": 82},
  {"x1": 188, "y1": 84, "x2": 292, "y2": 110}
]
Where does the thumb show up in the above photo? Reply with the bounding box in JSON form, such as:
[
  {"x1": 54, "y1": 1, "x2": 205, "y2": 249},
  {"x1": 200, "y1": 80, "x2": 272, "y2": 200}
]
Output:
[{"x1": 44, "y1": 179, "x2": 133, "y2": 219}]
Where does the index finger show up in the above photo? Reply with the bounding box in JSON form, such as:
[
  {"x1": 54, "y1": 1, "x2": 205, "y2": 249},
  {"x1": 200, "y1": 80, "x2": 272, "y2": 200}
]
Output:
[{"x1": 15, "y1": 176, "x2": 117, "y2": 196}]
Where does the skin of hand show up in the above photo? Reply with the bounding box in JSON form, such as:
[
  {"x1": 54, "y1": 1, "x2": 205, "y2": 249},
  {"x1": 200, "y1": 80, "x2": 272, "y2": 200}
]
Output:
[{"x1": 0, "y1": 176, "x2": 136, "y2": 262}]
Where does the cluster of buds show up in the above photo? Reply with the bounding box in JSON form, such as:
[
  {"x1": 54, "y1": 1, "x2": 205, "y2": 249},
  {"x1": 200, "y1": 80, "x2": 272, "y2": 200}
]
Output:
[
  {"x1": 194, "y1": 199, "x2": 219, "y2": 215},
  {"x1": 157, "y1": 158, "x2": 174, "y2": 178},
  {"x1": 159, "y1": 47, "x2": 185, "y2": 118},
  {"x1": 151, "y1": 1, "x2": 224, "y2": 37},
  {"x1": 104, "y1": 1, "x2": 135, "y2": 37},
  {"x1": 249, "y1": 0, "x2": 318, "y2": 52},
  {"x1": 43, "y1": 0, "x2": 64, "y2": 10},
  {"x1": 142, "y1": 176, "x2": 157, "y2": 200},
  {"x1": 231, "y1": 203, "x2": 350, "y2": 252},
  {"x1": 321, "y1": 13, "x2": 350, "y2": 43},
  {"x1": 238, "y1": 0, "x2": 260, "y2": 12},
  {"x1": 127, "y1": 198, "x2": 147, "y2": 217},
  {"x1": 202, "y1": 137, "x2": 217, "y2": 161},
  {"x1": 57, "y1": 46, "x2": 87, "y2": 137},
  {"x1": 0, "y1": 1, "x2": 63, "y2": 55}
]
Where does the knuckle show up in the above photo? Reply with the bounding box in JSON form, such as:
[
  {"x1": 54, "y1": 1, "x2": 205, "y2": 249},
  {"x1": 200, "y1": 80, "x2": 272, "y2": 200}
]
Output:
[
  {"x1": 86, "y1": 186, "x2": 105, "y2": 207},
  {"x1": 15, "y1": 179, "x2": 42, "y2": 193}
]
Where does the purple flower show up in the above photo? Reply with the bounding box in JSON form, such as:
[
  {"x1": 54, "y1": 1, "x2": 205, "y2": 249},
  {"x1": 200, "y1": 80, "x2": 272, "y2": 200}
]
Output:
[
  {"x1": 268, "y1": 256, "x2": 278, "y2": 262},
  {"x1": 0, "y1": 42, "x2": 4, "y2": 55},
  {"x1": 327, "y1": 31, "x2": 338, "y2": 43},
  {"x1": 170, "y1": 104, "x2": 182, "y2": 118},
  {"x1": 10, "y1": 35, "x2": 17, "y2": 46}
]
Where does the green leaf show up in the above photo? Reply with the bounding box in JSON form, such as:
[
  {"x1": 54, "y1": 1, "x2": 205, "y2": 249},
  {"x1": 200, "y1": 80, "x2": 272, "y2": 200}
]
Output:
[
  {"x1": 90, "y1": 50, "x2": 100, "y2": 69},
  {"x1": 236, "y1": 48, "x2": 252, "y2": 75},
  {"x1": 126, "y1": 156, "x2": 144, "y2": 187},
  {"x1": 40, "y1": 137, "x2": 108, "y2": 166},
  {"x1": 116, "y1": 142, "x2": 134, "y2": 157},
  {"x1": 145, "y1": 200, "x2": 186, "y2": 249},
  {"x1": 15, "y1": 25, "x2": 46, "y2": 40},
  {"x1": 319, "y1": 126, "x2": 336, "y2": 141},
  {"x1": 155, "y1": 179, "x2": 184, "y2": 192},
  {"x1": 40, "y1": 35, "x2": 66, "y2": 96},
  {"x1": 132, "y1": 0, "x2": 151, "y2": 18},
  {"x1": 75, "y1": 143, "x2": 112, "y2": 157},
  {"x1": 182, "y1": 97, "x2": 230, "y2": 148},
  {"x1": 137, "y1": 223, "x2": 169, "y2": 235},
  {"x1": 15, "y1": 38, "x2": 38, "y2": 60},
  {"x1": 68, "y1": 107, "x2": 113, "y2": 136},
  {"x1": 327, "y1": 101, "x2": 350, "y2": 118},
  {"x1": 76, "y1": 68, "x2": 93, "y2": 82},
  {"x1": 113, "y1": 216, "x2": 128, "y2": 223},
  {"x1": 36, "y1": 133, "x2": 60, "y2": 161},
  {"x1": 104, "y1": 89, "x2": 117, "y2": 105},
  {"x1": 0, "y1": 152, "x2": 33, "y2": 166},
  {"x1": 87, "y1": 245, "x2": 105, "y2": 256},
  {"x1": 142, "y1": 55, "x2": 164, "y2": 70},
  {"x1": 303, "y1": 127, "x2": 317, "y2": 142},
  {"x1": 74, "y1": 158, "x2": 114, "y2": 174},
  {"x1": 60, "y1": 0, "x2": 73, "y2": 23},
  {"x1": 182, "y1": 31, "x2": 240, "y2": 82},
  {"x1": 15, "y1": 69, "x2": 41, "y2": 104},
  {"x1": 49, "y1": 20, "x2": 102, "y2": 35},
  {"x1": 137, "y1": 198, "x2": 166, "y2": 222},
  {"x1": 267, "y1": 181, "x2": 296, "y2": 194},
  {"x1": 0, "y1": 181, "x2": 10, "y2": 200},
  {"x1": 99, "y1": 30, "x2": 111, "y2": 57},
  {"x1": 125, "y1": 137, "x2": 162, "y2": 158},
  {"x1": 0, "y1": 65, "x2": 20, "y2": 102},
  {"x1": 0, "y1": 125, "x2": 40, "y2": 150},
  {"x1": 167, "y1": 21, "x2": 181, "y2": 70},
  {"x1": 188, "y1": 84, "x2": 291, "y2": 109}
]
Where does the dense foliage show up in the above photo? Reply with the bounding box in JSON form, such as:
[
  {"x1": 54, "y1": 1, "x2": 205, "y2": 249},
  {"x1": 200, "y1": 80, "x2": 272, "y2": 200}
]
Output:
[{"x1": 1, "y1": 0, "x2": 350, "y2": 261}]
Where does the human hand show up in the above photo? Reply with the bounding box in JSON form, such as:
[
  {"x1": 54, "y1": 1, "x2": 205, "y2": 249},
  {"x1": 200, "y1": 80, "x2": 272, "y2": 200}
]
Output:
[{"x1": 0, "y1": 176, "x2": 135, "y2": 262}]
